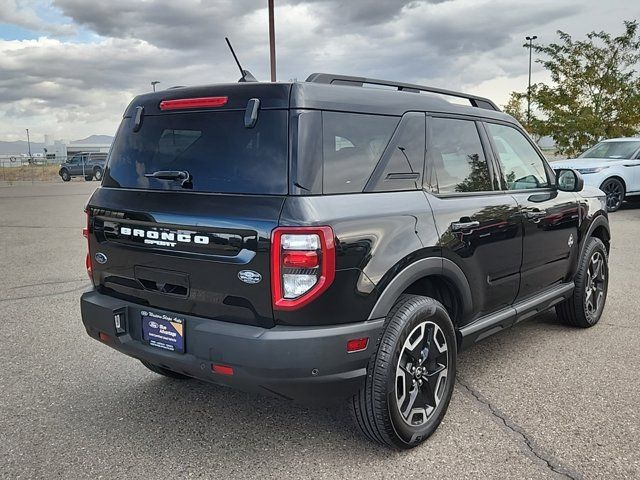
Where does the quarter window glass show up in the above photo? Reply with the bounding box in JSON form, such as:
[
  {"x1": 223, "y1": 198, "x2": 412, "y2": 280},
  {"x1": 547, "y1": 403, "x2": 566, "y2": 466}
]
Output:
[
  {"x1": 370, "y1": 113, "x2": 425, "y2": 192},
  {"x1": 323, "y1": 112, "x2": 398, "y2": 194},
  {"x1": 429, "y1": 118, "x2": 492, "y2": 193},
  {"x1": 486, "y1": 123, "x2": 548, "y2": 190}
]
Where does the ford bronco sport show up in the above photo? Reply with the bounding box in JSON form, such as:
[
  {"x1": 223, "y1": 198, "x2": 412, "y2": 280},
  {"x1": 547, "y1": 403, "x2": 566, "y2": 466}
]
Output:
[{"x1": 80, "y1": 74, "x2": 610, "y2": 449}]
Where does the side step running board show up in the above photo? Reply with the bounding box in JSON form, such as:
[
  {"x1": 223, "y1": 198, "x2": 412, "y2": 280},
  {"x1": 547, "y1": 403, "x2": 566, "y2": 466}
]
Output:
[{"x1": 458, "y1": 282, "x2": 574, "y2": 350}]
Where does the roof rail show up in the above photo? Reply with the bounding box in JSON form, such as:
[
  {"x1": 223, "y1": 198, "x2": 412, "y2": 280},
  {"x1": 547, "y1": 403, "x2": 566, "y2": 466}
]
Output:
[{"x1": 305, "y1": 73, "x2": 500, "y2": 111}]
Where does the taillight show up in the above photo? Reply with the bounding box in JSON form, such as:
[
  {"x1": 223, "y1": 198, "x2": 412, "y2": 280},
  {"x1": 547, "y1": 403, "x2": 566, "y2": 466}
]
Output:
[
  {"x1": 159, "y1": 96, "x2": 228, "y2": 111},
  {"x1": 271, "y1": 226, "x2": 335, "y2": 310},
  {"x1": 84, "y1": 211, "x2": 93, "y2": 283}
]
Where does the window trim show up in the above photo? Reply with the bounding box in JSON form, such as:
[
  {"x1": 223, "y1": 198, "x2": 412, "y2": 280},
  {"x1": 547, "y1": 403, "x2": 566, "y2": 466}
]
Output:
[
  {"x1": 481, "y1": 120, "x2": 557, "y2": 193},
  {"x1": 424, "y1": 114, "x2": 500, "y2": 198}
]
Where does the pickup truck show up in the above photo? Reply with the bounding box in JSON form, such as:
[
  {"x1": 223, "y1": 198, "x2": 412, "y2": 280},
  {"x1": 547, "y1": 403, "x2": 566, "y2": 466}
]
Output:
[{"x1": 59, "y1": 152, "x2": 107, "y2": 181}]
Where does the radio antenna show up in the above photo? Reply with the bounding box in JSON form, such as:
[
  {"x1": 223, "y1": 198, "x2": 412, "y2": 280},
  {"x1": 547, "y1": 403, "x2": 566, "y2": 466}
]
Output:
[{"x1": 225, "y1": 37, "x2": 257, "y2": 82}]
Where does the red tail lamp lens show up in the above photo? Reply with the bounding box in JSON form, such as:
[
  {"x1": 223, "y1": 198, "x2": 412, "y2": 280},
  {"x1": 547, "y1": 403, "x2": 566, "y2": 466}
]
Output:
[
  {"x1": 282, "y1": 251, "x2": 319, "y2": 268},
  {"x1": 347, "y1": 337, "x2": 369, "y2": 353},
  {"x1": 212, "y1": 364, "x2": 234, "y2": 376},
  {"x1": 159, "y1": 96, "x2": 228, "y2": 111},
  {"x1": 271, "y1": 226, "x2": 335, "y2": 311},
  {"x1": 84, "y1": 211, "x2": 93, "y2": 282}
]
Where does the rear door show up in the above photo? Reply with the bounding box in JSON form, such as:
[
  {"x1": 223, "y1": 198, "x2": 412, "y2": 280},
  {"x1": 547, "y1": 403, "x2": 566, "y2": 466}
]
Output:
[
  {"x1": 88, "y1": 87, "x2": 291, "y2": 328},
  {"x1": 483, "y1": 121, "x2": 580, "y2": 299},
  {"x1": 425, "y1": 115, "x2": 523, "y2": 324}
]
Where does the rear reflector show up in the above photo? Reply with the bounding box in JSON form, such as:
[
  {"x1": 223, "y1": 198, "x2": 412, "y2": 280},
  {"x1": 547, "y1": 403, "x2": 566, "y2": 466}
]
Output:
[
  {"x1": 212, "y1": 364, "x2": 234, "y2": 376},
  {"x1": 159, "y1": 96, "x2": 228, "y2": 111},
  {"x1": 98, "y1": 332, "x2": 111, "y2": 343},
  {"x1": 347, "y1": 337, "x2": 369, "y2": 353}
]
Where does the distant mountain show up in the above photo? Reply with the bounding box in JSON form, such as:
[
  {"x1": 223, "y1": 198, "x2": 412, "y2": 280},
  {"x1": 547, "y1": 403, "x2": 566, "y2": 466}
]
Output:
[
  {"x1": 71, "y1": 135, "x2": 114, "y2": 144},
  {"x1": 0, "y1": 135, "x2": 113, "y2": 155}
]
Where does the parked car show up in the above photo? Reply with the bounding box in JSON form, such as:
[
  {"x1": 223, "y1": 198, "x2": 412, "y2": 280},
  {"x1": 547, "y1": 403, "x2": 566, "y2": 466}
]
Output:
[
  {"x1": 553, "y1": 137, "x2": 640, "y2": 212},
  {"x1": 59, "y1": 152, "x2": 107, "y2": 182},
  {"x1": 80, "y1": 74, "x2": 610, "y2": 449}
]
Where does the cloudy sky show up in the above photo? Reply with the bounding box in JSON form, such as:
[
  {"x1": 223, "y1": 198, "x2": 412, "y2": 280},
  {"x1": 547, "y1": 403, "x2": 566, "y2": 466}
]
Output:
[{"x1": 0, "y1": 0, "x2": 636, "y2": 142}]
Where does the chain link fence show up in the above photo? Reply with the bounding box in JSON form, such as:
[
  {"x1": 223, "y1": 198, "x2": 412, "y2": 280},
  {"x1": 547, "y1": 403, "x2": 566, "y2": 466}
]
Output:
[{"x1": 0, "y1": 156, "x2": 69, "y2": 182}]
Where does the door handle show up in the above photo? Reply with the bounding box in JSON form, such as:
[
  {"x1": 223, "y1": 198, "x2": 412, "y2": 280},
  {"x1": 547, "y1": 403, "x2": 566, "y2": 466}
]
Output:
[{"x1": 451, "y1": 220, "x2": 480, "y2": 232}]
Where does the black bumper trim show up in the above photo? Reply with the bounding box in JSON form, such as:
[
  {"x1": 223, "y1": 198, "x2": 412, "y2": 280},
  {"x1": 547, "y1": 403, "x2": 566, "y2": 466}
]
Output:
[{"x1": 80, "y1": 290, "x2": 384, "y2": 403}]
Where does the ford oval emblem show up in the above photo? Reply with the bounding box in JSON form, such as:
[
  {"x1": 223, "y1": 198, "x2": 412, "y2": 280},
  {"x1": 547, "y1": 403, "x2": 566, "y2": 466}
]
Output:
[
  {"x1": 238, "y1": 270, "x2": 262, "y2": 284},
  {"x1": 94, "y1": 252, "x2": 108, "y2": 264}
]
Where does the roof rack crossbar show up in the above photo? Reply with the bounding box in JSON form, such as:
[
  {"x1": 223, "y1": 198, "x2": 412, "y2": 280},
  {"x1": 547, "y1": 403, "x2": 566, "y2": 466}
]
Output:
[{"x1": 305, "y1": 73, "x2": 500, "y2": 111}]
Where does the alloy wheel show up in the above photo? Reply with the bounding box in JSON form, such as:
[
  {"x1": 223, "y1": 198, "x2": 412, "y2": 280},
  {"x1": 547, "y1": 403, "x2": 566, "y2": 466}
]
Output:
[
  {"x1": 395, "y1": 321, "x2": 449, "y2": 427},
  {"x1": 602, "y1": 180, "x2": 623, "y2": 211},
  {"x1": 585, "y1": 251, "x2": 606, "y2": 321}
]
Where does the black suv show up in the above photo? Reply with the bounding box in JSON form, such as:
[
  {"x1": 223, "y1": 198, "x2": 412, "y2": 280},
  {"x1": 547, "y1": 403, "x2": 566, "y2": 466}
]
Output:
[
  {"x1": 59, "y1": 152, "x2": 107, "y2": 181},
  {"x1": 80, "y1": 74, "x2": 610, "y2": 449}
]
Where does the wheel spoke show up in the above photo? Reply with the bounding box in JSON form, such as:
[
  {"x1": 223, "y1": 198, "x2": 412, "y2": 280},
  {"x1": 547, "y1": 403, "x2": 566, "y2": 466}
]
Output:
[{"x1": 401, "y1": 386, "x2": 419, "y2": 418}]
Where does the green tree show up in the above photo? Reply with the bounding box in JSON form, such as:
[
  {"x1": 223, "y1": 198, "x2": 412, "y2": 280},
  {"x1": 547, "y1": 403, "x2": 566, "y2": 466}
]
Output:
[
  {"x1": 503, "y1": 91, "x2": 527, "y2": 126},
  {"x1": 507, "y1": 21, "x2": 640, "y2": 157}
]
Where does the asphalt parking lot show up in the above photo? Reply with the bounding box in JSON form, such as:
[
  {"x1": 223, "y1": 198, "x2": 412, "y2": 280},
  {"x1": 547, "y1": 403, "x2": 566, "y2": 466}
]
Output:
[{"x1": 1, "y1": 181, "x2": 638, "y2": 480}]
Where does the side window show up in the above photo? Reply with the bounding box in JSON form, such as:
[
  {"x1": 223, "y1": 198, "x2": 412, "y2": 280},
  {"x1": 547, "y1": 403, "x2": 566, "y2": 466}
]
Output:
[
  {"x1": 369, "y1": 113, "x2": 425, "y2": 192},
  {"x1": 486, "y1": 123, "x2": 549, "y2": 190},
  {"x1": 323, "y1": 112, "x2": 398, "y2": 194},
  {"x1": 428, "y1": 117, "x2": 493, "y2": 194}
]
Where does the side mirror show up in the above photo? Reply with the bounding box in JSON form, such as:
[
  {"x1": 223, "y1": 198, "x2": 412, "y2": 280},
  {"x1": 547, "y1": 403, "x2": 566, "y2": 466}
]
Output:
[{"x1": 556, "y1": 168, "x2": 584, "y2": 192}]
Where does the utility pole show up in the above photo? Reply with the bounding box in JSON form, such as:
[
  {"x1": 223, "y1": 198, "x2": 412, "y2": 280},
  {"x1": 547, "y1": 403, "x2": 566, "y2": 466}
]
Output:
[
  {"x1": 151, "y1": 81, "x2": 160, "y2": 92},
  {"x1": 525, "y1": 35, "x2": 538, "y2": 127},
  {"x1": 268, "y1": 0, "x2": 276, "y2": 82},
  {"x1": 26, "y1": 128, "x2": 32, "y2": 160}
]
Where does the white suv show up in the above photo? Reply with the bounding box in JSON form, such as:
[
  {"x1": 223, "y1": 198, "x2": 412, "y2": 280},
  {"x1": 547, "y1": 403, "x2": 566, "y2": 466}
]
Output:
[{"x1": 553, "y1": 137, "x2": 640, "y2": 212}]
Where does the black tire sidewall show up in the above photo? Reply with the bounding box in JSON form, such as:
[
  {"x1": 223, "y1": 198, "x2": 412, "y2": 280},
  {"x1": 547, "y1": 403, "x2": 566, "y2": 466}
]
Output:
[
  {"x1": 60, "y1": 170, "x2": 70, "y2": 181},
  {"x1": 93, "y1": 167, "x2": 103, "y2": 180},
  {"x1": 377, "y1": 296, "x2": 457, "y2": 448}
]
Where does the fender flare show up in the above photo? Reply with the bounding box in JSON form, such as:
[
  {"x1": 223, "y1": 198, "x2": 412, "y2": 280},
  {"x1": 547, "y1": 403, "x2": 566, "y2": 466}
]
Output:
[
  {"x1": 367, "y1": 257, "x2": 473, "y2": 320},
  {"x1": 581, "y1": 213, "x2": 610, "y2": 257}
]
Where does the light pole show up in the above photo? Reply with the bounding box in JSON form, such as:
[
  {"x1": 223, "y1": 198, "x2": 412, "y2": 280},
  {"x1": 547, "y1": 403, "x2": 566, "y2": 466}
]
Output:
[
  {"x1": 525, "y1": 35, "x2": 538, "y2": 127},
  {"x1": 151, "y1": 81, "x2": 160, "y2": 92},
  {"x1": 26, "y1": 128, "x2": 32, "y2": 160},
  {"x1": 268, "y1": 0, "x2": 276, "y2": 82}
]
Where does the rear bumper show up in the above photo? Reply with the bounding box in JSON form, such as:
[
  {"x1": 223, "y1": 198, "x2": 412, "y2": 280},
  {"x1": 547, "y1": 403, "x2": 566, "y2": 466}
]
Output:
[{"x1": 80, "y1": 290, "x2": 384, "y2": 403}]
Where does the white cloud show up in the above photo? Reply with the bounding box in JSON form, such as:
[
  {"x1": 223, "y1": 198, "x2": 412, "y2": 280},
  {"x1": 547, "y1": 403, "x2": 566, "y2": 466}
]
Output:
[{"x1": 0, "y1": 0, "x2": 636, "y2": 141}]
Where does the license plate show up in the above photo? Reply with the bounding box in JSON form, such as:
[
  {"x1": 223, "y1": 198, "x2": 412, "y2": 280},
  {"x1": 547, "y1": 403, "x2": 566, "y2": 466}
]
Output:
[{"x1": 141, "y1": 310, "x2": 185, "y2": 353}]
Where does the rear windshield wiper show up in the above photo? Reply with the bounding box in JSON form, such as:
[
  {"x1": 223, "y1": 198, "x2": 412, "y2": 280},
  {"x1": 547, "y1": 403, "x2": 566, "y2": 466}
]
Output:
[{"x1": 144, "y1": 170, "x2": 193, "y2": 189}]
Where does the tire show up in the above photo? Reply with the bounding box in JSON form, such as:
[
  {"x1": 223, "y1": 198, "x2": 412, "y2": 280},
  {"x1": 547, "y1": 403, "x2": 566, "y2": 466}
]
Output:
[
  {"x1": 140, "y1": 360, "x2": 191, "y2": 380},
  {"x1": 84, "y1": 175, "x2": 93, "y2": 181},
  {"x1": 93, "y1": 167, "x2": 103, "y2": 181},
  {"x1": 600, "y1": 177, "x2": 625, "y2": 212},
  {"x1": 351, "y1": 294, "x2": 457, "y2": 449},
  {"x1": 60, "y1": 169, "x2": 71, "y2": 182},
  {"x1": 556, "y1": 237, "x2": 608, "y2": 328}
]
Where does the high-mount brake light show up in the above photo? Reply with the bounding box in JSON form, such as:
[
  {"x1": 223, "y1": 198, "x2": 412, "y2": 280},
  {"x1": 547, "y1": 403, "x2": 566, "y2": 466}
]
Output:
[
  {"x1": 159, "y1": 96, "x2": 228, "y2": 111},
  {"x1": 271, "y1": 226, "x2": 335, "y2": 311}
]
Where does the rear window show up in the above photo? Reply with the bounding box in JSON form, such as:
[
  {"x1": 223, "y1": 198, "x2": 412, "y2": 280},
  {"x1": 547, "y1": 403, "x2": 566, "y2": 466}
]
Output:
[
  {"x1": 103, "y1": 110, "x2": 288, "y2": 194},
  {"x1": 322, "y1": 112, "x2": 398, "y2": 194}
]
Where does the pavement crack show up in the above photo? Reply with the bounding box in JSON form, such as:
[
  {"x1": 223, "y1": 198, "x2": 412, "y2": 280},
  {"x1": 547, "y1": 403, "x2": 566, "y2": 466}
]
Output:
[
  {"x1": 456, "y1": 378, "x2": 582, "y2": 480},
  {"x1": 0, "y1": 283, "x2": 90, "y2": 303}
]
